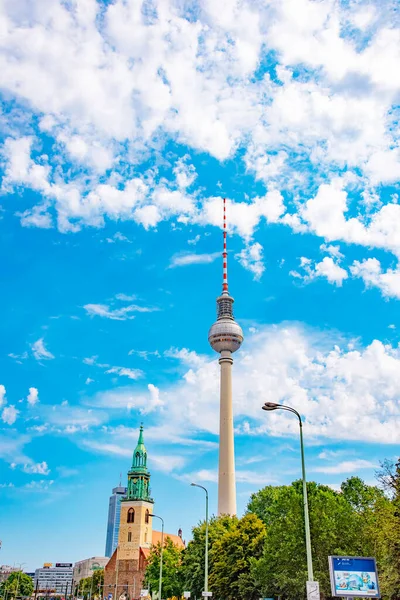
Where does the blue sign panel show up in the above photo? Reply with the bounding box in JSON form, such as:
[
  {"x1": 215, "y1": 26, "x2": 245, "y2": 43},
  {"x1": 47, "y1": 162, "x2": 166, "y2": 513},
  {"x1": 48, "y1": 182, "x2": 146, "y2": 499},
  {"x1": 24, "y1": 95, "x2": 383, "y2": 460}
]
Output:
[{"x1": 328, "y1": 556, "x2": 380, "y2": 598}]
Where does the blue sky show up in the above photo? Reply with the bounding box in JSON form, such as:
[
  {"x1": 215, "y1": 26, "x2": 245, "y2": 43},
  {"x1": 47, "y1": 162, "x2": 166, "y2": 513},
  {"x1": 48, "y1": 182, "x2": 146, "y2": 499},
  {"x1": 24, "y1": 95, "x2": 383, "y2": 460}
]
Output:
[{"x1": 1, "y1": 0, "x2": 400, "y2": 572}]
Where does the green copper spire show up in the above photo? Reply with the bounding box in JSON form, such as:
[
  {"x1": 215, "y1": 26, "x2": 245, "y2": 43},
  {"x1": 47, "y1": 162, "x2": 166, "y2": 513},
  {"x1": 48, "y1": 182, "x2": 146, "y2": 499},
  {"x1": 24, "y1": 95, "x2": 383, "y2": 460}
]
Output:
[
  {"x1": 132, "y1": 423, "x2": 147, "y2": 468},
  {"x1": 124, "y1": 424, "x2": 154, "y2": 503}
]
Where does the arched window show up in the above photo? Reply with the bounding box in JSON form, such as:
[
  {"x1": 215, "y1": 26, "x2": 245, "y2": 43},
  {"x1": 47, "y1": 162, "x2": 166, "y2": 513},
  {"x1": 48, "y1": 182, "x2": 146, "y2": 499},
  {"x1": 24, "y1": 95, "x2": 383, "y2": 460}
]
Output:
[
  {"x1": 128, "y1": 532, "x2": 132, "y2": 542},
  {"x1": 136, "y1": 452, "x2": 140, "y2": 464},
  {"x1": 127, "y1": 508, "x2": 135, "y2": 523},
  {"x1": 145, "y1": 509, "x2": 149, "y2": 524}
]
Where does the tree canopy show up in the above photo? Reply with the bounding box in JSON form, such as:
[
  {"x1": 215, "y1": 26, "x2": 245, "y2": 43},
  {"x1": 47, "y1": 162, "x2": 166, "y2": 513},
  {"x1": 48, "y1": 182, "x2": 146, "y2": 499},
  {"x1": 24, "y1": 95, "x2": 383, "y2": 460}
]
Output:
[
  {"x1": 0, "y1": 572, "x2": 34, "y2": 599},
  {"x1": 143, "y1": 468, "x2": 400, "y2": 600},
  {"x1": 77, "y1": 568, "x2": 104, "y2": 599}
]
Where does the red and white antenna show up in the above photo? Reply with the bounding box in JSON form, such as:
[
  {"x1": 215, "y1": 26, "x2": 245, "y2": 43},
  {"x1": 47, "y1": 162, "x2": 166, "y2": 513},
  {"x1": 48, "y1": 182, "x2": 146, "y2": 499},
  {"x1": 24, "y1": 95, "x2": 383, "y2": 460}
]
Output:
[{"x1": 222, "y1": 198, "x2": 228, "y2": 293}]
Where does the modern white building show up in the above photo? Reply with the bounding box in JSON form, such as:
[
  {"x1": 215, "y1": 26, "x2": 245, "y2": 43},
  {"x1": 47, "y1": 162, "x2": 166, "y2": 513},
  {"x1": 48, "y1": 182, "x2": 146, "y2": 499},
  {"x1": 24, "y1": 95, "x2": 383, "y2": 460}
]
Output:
[
  {"x1": 105, "y1": 485, "x2": 126, "y2": 557},
  {"x1": 73, "y1": 557, "x2": 108, "y2": 586},
  {"x1": 34, "y1": 564, "x2": 73, "y2": 594}
]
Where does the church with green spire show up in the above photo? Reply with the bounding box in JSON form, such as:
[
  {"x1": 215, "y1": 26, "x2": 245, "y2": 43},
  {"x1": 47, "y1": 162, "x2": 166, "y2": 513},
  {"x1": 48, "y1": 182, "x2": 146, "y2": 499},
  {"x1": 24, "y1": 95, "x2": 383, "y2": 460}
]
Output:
[
  {"x1": 124, "y1": 424, "x2": 154, "y2": 503},
  {"x1": 104, "y1": 424, "x2": 184, "y2": 599}
]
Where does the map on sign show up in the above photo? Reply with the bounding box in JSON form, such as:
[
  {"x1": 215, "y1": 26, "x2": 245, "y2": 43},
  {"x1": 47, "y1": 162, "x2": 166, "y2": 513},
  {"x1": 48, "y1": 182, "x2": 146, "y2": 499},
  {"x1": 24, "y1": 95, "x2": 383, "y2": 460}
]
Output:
[{"x1": 328, "y1": 556, "x2": 380, "y2": 598}]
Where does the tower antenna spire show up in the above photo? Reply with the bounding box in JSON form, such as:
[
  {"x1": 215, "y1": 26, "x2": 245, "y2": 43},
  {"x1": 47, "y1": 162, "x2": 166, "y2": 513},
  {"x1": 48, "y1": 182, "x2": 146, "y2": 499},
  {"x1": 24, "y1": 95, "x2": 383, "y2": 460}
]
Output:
[{"x1": 222, "y1": 198, "x2": 228, "y2": 294}]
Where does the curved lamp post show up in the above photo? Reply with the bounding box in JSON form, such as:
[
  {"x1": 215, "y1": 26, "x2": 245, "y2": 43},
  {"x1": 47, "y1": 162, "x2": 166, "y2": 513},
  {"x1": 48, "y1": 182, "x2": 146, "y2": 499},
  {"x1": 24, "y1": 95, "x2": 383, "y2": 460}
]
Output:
[
  {"x1": 190, "y1": 483, "x2": 209, "y2": 593},
  {"x1": 262, "y1": 402, "x2": 316, "y2": 593},
  {"x1": 148, "y1": 514, "x2": 164, "y2": 600}
]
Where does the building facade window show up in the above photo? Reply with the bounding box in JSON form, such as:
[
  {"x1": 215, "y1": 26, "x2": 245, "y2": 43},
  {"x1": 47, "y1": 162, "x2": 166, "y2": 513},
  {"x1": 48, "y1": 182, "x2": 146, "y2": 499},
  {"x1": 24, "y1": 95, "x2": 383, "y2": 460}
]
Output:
[
  {"x1": 145, "y1": 509, "x2": 149, "y2": 524},
  {"x1": 128, "y1": 532, "x2": 132, "y2": 542},
  {"x1": 127, "y1": 508, "x2": 135, "y2": 523}
]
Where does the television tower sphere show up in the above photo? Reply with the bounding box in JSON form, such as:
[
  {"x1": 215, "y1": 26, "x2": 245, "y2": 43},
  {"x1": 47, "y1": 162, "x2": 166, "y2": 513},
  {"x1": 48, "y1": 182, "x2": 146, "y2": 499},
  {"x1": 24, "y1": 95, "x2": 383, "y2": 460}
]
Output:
[{"x1": 208, "y1": 294, "x2": 243, "y2": 353}]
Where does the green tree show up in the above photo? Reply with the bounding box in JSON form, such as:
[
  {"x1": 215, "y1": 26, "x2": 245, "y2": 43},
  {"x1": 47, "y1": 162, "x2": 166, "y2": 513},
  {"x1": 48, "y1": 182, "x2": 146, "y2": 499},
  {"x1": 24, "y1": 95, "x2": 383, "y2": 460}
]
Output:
[
  {"x1": 248, "y1": 480, "x2": 377, "y2": 600},
  {"x1": 0, "y1": 572, "x2": 34, "y2": 599},
  {"x1": 77, "y1": 570, "x2": 104, "y2": 600},
  {"x1": 375, "y1": 458, "x2": 400, "y2": 599},
  {"x1": 209, "y1": 513, "x2": 265, "y2": 600},
  {"x1": 145, "y1": 537, "x2": 184, "y2": 599},
  {"x1": 182, "y1": 515, "x2": 237, "y2": 598}
]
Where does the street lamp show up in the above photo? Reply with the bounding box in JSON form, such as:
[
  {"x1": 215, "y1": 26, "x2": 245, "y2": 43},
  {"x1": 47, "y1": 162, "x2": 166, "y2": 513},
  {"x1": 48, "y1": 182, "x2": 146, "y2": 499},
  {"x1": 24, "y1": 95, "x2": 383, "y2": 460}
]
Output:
[
  {"x1": 148, "y1": 514, "x2": 164, "y2": 600},
  {"x1": 262, "y1": 402, "x2": 318, "y2": 597},
  {"x1": 191, "y1": 483, "x2": 209, "y2": 593}
]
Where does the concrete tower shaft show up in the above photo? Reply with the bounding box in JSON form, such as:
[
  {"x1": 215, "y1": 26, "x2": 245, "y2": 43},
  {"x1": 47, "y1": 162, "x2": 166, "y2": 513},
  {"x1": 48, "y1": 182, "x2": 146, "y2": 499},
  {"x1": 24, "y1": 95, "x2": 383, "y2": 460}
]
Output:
[{"x1": 208, "y1": 198, "x2": 243, "y2": 516}]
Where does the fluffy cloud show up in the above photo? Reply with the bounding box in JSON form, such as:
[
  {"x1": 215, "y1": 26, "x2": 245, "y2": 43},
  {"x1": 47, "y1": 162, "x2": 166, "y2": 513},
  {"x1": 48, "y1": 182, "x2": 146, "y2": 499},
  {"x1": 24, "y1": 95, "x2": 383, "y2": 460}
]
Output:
[
  {"x1": 350, "y1": 258, "x2": 400, "y2": 299},
  {"x1": 291, "y1": 256, "x2": 348, "y2": 287},
  {"x1": 32, "y1": 338, "x2": 54, "y2": 361},
  {"x1": 90, "y1": 324, "x2": 400, "y2": 445},
  {"x1": 23, "y1": 461, "x2": 50, "y2": 475},
  {"x1": 27, "y1": 387, "x2": 39, "y2": 406},
  {"x1": 236, "y1": 242, "x2": 265, "y2": 281},
  {"x1": 2, "y1": 405, "x2": 19, "y2": 426},
  {"x1": 0, "y1": 0, "x2": 398, "y2": 264},
  {"x1": 0, "y1": 385, "x2": 6, "y2": 406}
]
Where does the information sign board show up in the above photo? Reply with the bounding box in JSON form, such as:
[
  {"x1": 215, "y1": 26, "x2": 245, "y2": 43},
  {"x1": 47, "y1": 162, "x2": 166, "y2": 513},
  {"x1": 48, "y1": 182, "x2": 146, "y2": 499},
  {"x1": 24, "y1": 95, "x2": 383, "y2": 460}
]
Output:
[
  {"x1": 328, "y1": 556, "x2": 380, "y2": 598},
  {"x1": 183, "y1": 593, "x2": 191, "y2": 598}
]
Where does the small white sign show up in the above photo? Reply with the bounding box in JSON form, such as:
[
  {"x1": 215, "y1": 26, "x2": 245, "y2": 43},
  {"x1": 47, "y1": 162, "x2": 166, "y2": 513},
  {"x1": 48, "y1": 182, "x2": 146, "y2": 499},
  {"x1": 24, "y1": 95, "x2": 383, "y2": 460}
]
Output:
[
  {"x1": 307, "y1": 581, "x2": 320, "y2": 600},
  {"x1": 140, "y1": 591, "x2": 149, "y2": 597},
  {"x1": 183, "y1": 593, "x2": 191, "y2": 599},
  {"x1": 202, "y1": 593, "x2": 212, "y2": 597}
]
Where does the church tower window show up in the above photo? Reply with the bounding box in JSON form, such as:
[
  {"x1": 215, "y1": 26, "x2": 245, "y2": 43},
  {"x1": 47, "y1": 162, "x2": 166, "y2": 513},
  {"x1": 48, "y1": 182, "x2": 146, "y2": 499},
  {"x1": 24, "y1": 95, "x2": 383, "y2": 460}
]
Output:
[
  {"x1": 127, "y1": 508, "x2": 135, "y2": 523},
  {"x1": 145, "y1": 509, "x2": 150, "y2": 524},
  {"x1": 128, "y1": 532, "x2": 132, "y2": 542}
]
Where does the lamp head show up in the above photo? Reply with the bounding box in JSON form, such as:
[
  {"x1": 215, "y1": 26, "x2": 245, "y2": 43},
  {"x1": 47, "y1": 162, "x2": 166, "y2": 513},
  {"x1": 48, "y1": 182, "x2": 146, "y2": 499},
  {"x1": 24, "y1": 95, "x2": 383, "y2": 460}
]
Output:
[{"x1": 262, "y1": 402, "x2": 280, "y2": 411}]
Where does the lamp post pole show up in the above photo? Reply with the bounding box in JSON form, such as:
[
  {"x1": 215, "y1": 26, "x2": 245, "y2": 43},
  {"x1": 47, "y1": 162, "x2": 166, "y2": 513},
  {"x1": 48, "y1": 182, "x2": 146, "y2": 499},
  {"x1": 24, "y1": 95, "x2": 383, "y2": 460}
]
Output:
[
  {"x1": 262, "y1": 402, "x2": 317, "y2": 598},
  {"x1": 190, "y1": 484, "x2": 209, "y2": 593},
  {"x1": 149, "y1": 514, "x2": 164, "y2": 600}
]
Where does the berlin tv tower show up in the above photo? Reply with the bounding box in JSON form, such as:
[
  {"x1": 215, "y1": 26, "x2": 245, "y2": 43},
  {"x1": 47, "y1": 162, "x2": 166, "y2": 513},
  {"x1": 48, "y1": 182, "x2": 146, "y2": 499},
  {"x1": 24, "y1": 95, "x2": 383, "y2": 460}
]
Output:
[{"x1": 208, "y1": 198, "x2": 244, "y2": 516}]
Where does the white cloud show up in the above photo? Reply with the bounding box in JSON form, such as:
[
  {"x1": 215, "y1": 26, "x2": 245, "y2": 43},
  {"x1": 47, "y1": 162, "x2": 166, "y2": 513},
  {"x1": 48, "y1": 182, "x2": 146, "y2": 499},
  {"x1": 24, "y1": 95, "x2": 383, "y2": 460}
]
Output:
[
  {"x1": 23, "y1": 461, "x2": 50, "y2": 475},
  {"x1": 0, "y1": 385, "x2": 6, "y2": 406},
  {"x1": 83, "y1": 439, "x2": 185, "y2": 473},
  {"x1": 95, "y1": 324, "x2": 400, "y2": 445},
  {"x1": 0, "y1": 0, "x2": 399, "y2": 250},
  {"x1": 313, "y1": 459, "x2": 376, "y2": 474},
  {"x1": 105, "y1": 366, "x2": 143, "y2": 380},
  {"x1": 32, "y1": 338, "x2": 54, "y2": 361},
  {"x1": 173, "y1": 157, "x2": 197, "y2": 189},
  {"x1": 89, "y1": 382, "x2": 163, "y2": 415},
  {"x1": 27, "y1": 387, "x2": 39, "y2": 406},
  {"x1": 165, "y1": 347, "x2": 207, "y2": 369},
  {"x1": 25, "y1": 480, "x2": 54, "y2": 490},
  {"x1": 84, "y1": 302, "x2": 158, "y2": 320},
  {"x1": 128, "y1": 349, "x2": 161, "y2": 360},
  {"x1": 291, "y1": 256, "x2": 348, "y2": 287},
  {"x1": 169, "y1": 252, "x2": 220, "y2": 268},
  {"x1": 188, "y1": 234, "x2": 201, "y2": 246},
  {"x1": 350, "y1": 258, "x2": 400, "y2": 299},
  {"x1": 2, "y1": 405, "x2": 19, "y2": 425},
  {"x1": 236, "y1": 242, "x2": 265, "y2": 281}
]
